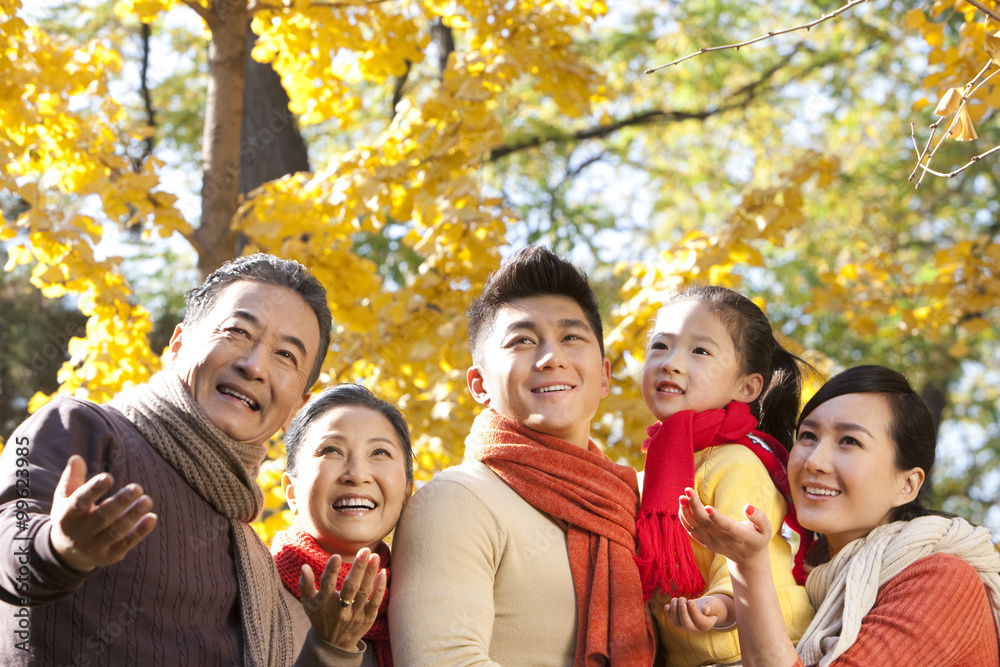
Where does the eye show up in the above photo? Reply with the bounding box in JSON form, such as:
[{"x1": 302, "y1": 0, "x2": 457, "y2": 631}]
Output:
[
  {"x1": 650, "y1": 341, "x2": 667, "y2": 351},
  {"x1": 277, "y1": 349, "x2": 298, "y2": 365},
  {"x1": 507, "y1": 335, "x2": 535, "y2": 347},
  {"x1": 841, "y1": 436, "x2": 862, "y2": 447},
  {"x1": 693, "y1": 346, "x2": 710, "y2": 355},
  {"x1": 796, "y1": 429, "x2": 817, "y2": 443},
  {"x1": 227, "y1": 326, "x2": 250, "y2": 337},
  {"x1": 318, "y1": 445, "x2": 343, "y2": 457},
  {"x1": 564, "y1": 333, "x2": 584, "y2": 342},
  {"x1": 372, "y1": 447, "x2": 394, "y2": 458}
]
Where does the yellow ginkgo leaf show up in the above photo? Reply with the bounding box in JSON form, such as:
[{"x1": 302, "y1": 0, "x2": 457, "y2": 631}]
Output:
[
  {"x1": 984, "y1": 31, "x2": 1000, "y2": 68},
  {"x1": 933, "y1": 87, "x2": 963, "y2": 116},
  {"x1": 948, "y1": 105, "x2": 978, "y2": 141}
]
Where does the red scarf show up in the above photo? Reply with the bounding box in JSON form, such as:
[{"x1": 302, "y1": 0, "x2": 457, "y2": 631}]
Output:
[
  {"x1": 635, "y1": 401, "x2": 813, "y2": 602},
  {"x1": 271, "y1": 525, "x2": 393, "y2": 666},
  {"x1": 466, "y1": 408, "x2": 656, "y2": 667}
]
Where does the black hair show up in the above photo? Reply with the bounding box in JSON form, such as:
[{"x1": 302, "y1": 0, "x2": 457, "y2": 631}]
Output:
[
  {"x1": 797, "y1": 364, "x2": 943, "y2": 522},
  {"x1": 184, "y1": 253, "x2": 332, "y2": 387},
  {"x1": 661, "y1": 285, "x2": 806, "y2": 451},
  {"x1": 283, "y1": 383, "x2": 414, "y2": 484},
  {"x1": 467, "y1": 245, "x2": 604, "y2": 365}
]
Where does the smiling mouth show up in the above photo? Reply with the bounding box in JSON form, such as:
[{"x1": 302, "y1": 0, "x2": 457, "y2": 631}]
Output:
[
  {"x1": 532, "y1": 384, "x2": 574, "y2": 394},
  {"x1": 218, "y1": 386, "x2": 260, "y2": 411},
  {"x1": 804, "y1": 486, "x2": 840, "y2": 497},
  {"x1": 655, "y1": 382, "x2": 683, "y2": 395},
  {"x1": 333, "y1": 498, "x2": 378, "y2": 512}
]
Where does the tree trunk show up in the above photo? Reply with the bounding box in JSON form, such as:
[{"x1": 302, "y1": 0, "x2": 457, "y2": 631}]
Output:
[
  {"x1": 239, "y1": 21, "x2": 309, "y2": 196},
  {"x1": 194, "y1": 4, "x2": 249, "y2": 281}
]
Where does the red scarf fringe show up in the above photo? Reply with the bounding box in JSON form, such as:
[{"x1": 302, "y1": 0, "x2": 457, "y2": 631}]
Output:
[{"x1": 636, "y1": 402, "x2": 813, "y2": 602}]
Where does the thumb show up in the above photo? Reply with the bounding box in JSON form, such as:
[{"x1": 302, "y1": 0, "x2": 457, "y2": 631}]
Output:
[
  {"x1": 743, "y1": 504, "x2": 771, "y2": 534},
  {"x1": 55, "y1": 455, "x2": 87, "y2": 500}
]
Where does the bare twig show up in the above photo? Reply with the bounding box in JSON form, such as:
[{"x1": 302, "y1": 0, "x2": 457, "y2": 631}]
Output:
[
  {"x1": 645, "y1": 0, "x2": 869, "y2": 73},
  {"x1": 914, "y1": 143, "x2": 1000, "y2": 179},
  {"x1": 910, "y1": 64, "x2": 999, "y2": 187},
  {"x1": 964, "y1": 0, "x2": 1000, "y2": 24}
]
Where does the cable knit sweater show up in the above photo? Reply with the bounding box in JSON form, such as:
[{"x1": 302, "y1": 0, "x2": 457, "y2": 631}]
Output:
[
  {"x1": 649, "y1": 445, "x2": 814, "y2": 667},
  {"x1": 0, "y1": 397, "x2": 339, "y2": 666},
  {"x1": 792, "y1": 553, "x2": 998, "y2": 666}
]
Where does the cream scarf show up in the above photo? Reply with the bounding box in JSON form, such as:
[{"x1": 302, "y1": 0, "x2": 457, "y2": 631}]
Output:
[
  {"x1": 797, "y1": 515, "x2": 1000, "y2": 666},
  {"x1": 111, "y1": 371, "x2": 294, "y2": 667}
]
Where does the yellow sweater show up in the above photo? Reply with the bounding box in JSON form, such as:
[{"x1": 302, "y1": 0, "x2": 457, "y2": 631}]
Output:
[{"x1": 649, "y1": 445, "x2": 814, "y2": 667}]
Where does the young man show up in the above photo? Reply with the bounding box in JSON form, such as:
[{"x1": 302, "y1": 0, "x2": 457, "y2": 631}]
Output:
[
  {"x1": 389, "y1": 246, "x2": 655, "y2": 665},
  {"x1": 0, "y1": 254, "x2": 358, "y2": 665}
]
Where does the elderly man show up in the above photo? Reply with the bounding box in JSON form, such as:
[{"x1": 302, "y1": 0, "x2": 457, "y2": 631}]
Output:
[{"x1": 0, "y1": 254, "x2": 349, "y2": 665}]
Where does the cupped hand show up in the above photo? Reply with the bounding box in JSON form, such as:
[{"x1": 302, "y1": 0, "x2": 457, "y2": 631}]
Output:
[
  {"x1": 665, "y1": 594, "x2": 727, "y2": 632},
  {"x1": 678, "y1": 487, "x2": 770, "y2": 564},
  {"x1": 49, "y1": 455, "x2": 157, "y2": 573},
  {"x1": 301, "y1": 547, "x2": 386, "y2": 651}
]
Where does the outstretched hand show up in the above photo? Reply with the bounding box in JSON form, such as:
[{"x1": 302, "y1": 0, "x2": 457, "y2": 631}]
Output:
[
  {"x1": 664, "y1": 593, "x2": 733, "y2": 633},
  {"x1": 301, "y1": 548, "x2": 386, "y2": 652},
  {"x1": 678, "y1": 487, "x2": 770, "y2": 565},
  {"x1": 49, "y1": 455, "x2": 157, "y2": 573}
]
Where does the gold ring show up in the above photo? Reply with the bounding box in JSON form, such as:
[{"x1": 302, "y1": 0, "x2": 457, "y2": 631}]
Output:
[{"x1": 340, "y1": 598, "x2": 354, "y2": 608}]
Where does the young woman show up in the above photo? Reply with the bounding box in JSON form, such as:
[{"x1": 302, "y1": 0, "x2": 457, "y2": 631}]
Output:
[
  {"x1": 271, "y1": 384, "x2": 413, "y2": 666},
  {"x1": 679, "y1": 364, "x2": 1000, "y2": 666}
]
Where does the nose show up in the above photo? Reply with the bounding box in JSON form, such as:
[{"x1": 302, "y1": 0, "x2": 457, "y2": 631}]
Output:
[
  {"x1": 659, "y1": 348, "x2": 682, "y2": 374},
  {"x1": 535, "y1": 340, "x2": 567, "y2": 370},
  {"x1": 340, "y1": 454, "x2": 372, "y2": 485},
  {"x1": 234, "y1": 342, "x2": 268, "y2": 382},
  {"x1": 801, "y1": 440, "x2": 831, "y2": 474}
]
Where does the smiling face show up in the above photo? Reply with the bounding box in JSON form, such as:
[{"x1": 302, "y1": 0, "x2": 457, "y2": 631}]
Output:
[
  {"x1": 282, "y1": 405, "x2": 411, "y2": 561},
  {"x1": 641, "y1": 300, "x2": 762, "y2": 422},
  {"x1": 788, "y1": 392, "x2": 924, "y2": 556},
  {"x1": 467, "y1": 294, "x2": 610, "y2": 449},
  {"x1": 166, "y1": 281, "x2": 320, "y2": 448}
]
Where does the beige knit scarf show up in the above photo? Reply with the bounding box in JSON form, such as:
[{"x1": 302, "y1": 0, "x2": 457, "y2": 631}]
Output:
[
  {"x1": 110, "y1": 371, "x2": 294, "y2": 667},
  {"x1": 797, "y1": 515, "x2": 1000, "y2": 666}
]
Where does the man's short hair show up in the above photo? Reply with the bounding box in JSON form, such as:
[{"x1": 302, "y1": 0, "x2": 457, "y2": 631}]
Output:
[
  {"x1": 183, "y1": 254, "x2": 332, "y2": 387},
  {"x1": 467, "y1": 245, "x2": 604, "y2": 365}
]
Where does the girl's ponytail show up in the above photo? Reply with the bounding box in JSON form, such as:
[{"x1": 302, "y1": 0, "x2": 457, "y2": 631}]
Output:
[{"x1": 757, "y1": 345, "x2": 804, "y2": 452}]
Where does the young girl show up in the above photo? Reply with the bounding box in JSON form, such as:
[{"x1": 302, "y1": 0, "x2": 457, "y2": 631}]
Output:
[{"x1": 636, "y1": 285, "x2": 814, "y2": 667}]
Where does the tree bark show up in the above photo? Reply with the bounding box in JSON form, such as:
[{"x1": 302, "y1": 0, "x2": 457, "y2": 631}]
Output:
[
  {"x1": 194, "y1": 3, "x2": 249, "y2": 281},
  {"x1": 239, "y1": 21, "x2": 309, "y2": 196}
]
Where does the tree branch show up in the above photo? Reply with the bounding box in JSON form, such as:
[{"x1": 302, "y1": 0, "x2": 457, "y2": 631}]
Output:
[
  {"x1": 181, "y1": 0, "x2": 212, "y2": 25},
  {"x1": 137, "y1": 22, "x2": 157, "y2": 168},
  {"x1": 646, "y1": 0, "x2": 870, "y2": 73},
  {"x1": 491, "y1": 47, "x2": 804, "y2": 162},
  {"x1": 964, "y1": 0, "x2": 1000, "y2": 23}
]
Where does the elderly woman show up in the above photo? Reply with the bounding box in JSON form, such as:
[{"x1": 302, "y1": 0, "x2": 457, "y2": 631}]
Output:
[
  {"x1": 677, "y1": 365, "x2": 1000, "y2": 666},
  {"x1": 271, "y1": 384, "x2": 413, "y2": 666}
]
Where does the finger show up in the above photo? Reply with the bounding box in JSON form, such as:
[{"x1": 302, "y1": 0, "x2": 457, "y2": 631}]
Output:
[
  {"x1": 689, "y1": 599, "x2": 717, "y2": 631},
  {"x1": 674, "y1": 597, "x2": 699, "y2": 632},
  {"x1": 365, "y1": 569, "x2": 387, "y2": 613},
  {"x1": 316, "y1": 553, "x2": 343, "y2": 599},
  {"x1": 338, "y1": 548, "x2": 372, "y2": 604},
  {"x1": 353, "y1": 553, "x2": 381, "y2": 603},
  {"x1": 105, "y1": 511, "x2": 158, "y2": 563},
  {"x1": 299, "y1": 563, "x2": 318, "y2": 601},
  {"x1": 58, "y1": 468, "x2": 115, "y2": 518},
  {"x1": 98, "y1": 494, "x2": 154, "y2": 544},
  {"x1": 743, "y1": 504, "x2": 771, "y2": 535},
  {"x1": 86, "y1": 484, "x2": 146, "y2": 532},
  {"x1": 55, "y1": 455, "x2": 87, "y2": 500}
]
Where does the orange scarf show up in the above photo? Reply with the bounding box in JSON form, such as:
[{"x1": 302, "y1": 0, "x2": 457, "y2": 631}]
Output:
[
  {"x1": 466, "y1": 409, "x2": 655, "y2": 667},
  {"x1": 271, "y1": 525, "x2": 392, "y2": 667}
]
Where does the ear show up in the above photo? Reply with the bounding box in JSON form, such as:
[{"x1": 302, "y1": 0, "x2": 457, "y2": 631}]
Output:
[
  {"x1": 165, "y1": 323, "x2": 185, "y2": 365},
  {"x1": 467, "y1": 366, "x2": 490, "y2": 405},
  {"x1": 282, "y1": 393, "x2": 311, "y2": 432},
  {"x1": 894, "y1": 467, "x2": 925, "y2": 507},
  {"x1": 733, "y1": 372, "x2": 764, "y2": 405},
  {"x1": 600, "y1": 357, "x2": 611, "y2": 399},
  {"x1": 281, "y1": 472, "x2": 298, "y2": 515}
]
